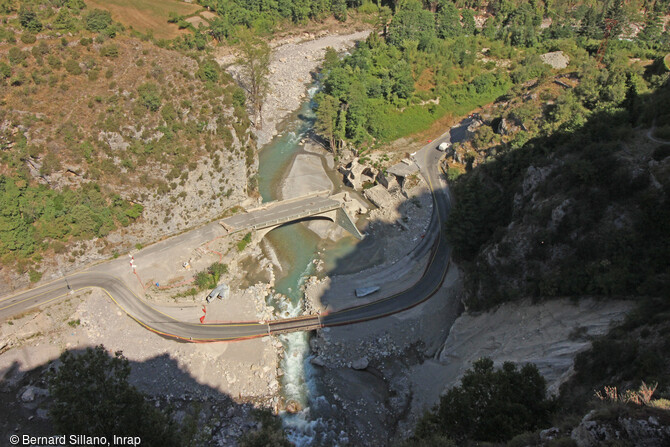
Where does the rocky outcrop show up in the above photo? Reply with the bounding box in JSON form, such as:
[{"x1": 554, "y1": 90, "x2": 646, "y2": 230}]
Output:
[
  {"x1": 541, "y1": 51, "x2": 570, "y2": 69},
  {"x1": 436, "y1": 298, "x2": 633, "y2": 396},
  {"x1": 571, "y1": 409, "x2": 670, "y2": 447}
]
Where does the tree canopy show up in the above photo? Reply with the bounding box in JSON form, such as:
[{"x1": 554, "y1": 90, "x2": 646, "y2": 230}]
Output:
[
  {"x1": 414, "y1": 358, "x2": 553, "y2": 443},
  {"x1": 48, "y1": 346, "x2": 182, "y2": 445}
]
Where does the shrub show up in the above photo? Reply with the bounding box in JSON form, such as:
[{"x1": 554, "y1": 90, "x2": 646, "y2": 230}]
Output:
[
  {"x1": 47, "y1": 54, "x2": 61, "y2": 69},
  {"x1": 64, "y1": 59, "x2": 82, "y2": 75},
  {"x1": 137, "y1": 83, "x2": 161, "y2": 111},
  {"x1": 237, "y1": 232, "x2": 252, "y2": 252},
  {"x1": 194, "y1": 262, "x2": 228, "y2": 291},
  {"x1": 28, "y1": 269, "x2": 42, "y2": 282},
  {"x1": 654, "y1": 125, "x2": 670, "y2": 140},
  {"x1": 0, "y1": 62, "x2": 11, "y2": 79},
  {"x1": 100, "y1": 44, "x2": 119, "y2": 58},
  {"x1": 8, "y1": 46, "x2": 27, "y2": 65},
  {"x1": 652, "y1": 145, "x2": 670, "y2": 161},
  {"x1": 32, "y1": 41, "x2": 49, "y2": 56},
  {"x1": 196, "y1": 59, "x2": 219, "y2": 83},
  {"x1": 20, "y1": 33, "x2": 36, "y2": 44}
]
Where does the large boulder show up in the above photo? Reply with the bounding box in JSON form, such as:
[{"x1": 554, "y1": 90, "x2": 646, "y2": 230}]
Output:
[{"x1": 351, "y1": 357, "x2": 369, "y2": 370}]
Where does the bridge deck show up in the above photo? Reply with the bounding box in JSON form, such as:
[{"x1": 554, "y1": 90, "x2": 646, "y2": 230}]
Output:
[{"x1": 221, "y1": 195, "x2": 342, "y2": 233}]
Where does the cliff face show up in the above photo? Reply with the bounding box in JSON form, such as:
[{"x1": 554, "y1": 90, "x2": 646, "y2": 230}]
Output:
[
  {"x1": 436, "y1": 298, "x2": 634, "y2": 396},
  {"x1": 450, "y1": 123, "x2": 670, "y2": 311}
]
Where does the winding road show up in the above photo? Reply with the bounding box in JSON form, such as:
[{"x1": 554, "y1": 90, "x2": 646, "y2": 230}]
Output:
[{"x1": 0, "y1": 119, "x2": 473, "y2": 342}]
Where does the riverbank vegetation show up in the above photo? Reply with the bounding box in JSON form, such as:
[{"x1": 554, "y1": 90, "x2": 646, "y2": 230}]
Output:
[{"x1": 313, "y1": 0, "x2": 669, "y2": 152}]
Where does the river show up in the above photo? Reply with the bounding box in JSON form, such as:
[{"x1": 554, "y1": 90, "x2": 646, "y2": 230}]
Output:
[{"x1": 256, "y1": 86, "x2": 354, "y2": 445}]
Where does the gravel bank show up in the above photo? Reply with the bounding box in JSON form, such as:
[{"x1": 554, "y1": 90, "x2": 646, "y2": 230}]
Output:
[{"x1": 219, "y1": 30, "x2": 371, "y2": 147}]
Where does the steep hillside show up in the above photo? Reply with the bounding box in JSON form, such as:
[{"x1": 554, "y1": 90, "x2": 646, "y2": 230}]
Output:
[
  {"x1": 0, "y1": 3, "x2": 253, "y2": 288},
  {"x1": 446, "y1": 82, "x2": 670, "y2": 310}
]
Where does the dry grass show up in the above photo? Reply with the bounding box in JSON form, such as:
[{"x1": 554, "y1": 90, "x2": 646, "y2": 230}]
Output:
[
  {"x1": 415, "y1": 68, "x2": 435, "y2": 92},
  {"x1": 84, "y1": 0, "x2": 201, "y2": 39},
  {"x1": 595, "y1": 382, "x2": 659, "y2": 406}
]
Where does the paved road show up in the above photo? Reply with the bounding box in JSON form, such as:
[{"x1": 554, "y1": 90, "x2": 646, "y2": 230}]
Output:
[
  {"x1": 221, "y1": 195, "x2": 341, "y2": 232},
  {"x1": 0, "y1": 118, "x2": 473, "y2": 340}
]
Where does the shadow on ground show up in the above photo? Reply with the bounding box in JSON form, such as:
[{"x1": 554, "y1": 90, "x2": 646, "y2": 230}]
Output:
[{"x1": 0, "y1": 347, "x2": 264, "y2": 446}]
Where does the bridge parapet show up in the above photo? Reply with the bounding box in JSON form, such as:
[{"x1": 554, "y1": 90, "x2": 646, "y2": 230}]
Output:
[
  {"x1": 268, "y1": 314, "x2": 322, "y2": 335},
  {"x1": 220, "y1": 192, "x2": 362, "y2": 240}
]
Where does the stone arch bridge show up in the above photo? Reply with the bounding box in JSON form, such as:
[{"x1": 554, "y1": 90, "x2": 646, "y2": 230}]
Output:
[{"x1": 220, "y1": 191, "x2": 363, "y2": 241}]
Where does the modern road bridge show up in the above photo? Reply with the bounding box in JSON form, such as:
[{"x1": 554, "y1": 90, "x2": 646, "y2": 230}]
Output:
[{"x1": 220, "y1": 191, "x2": 363, "y2": 240}]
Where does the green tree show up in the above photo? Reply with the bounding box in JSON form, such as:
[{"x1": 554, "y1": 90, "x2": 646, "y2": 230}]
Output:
[
  {"x1": 137, "y1": 82, "x2": 162, "y2": 112},
  {"x1": 315, "y1": 94, "x2": 339, "y2": 150},
  {"x1": 482, "y1": 17, "x2": 497, "y2": 39},
  {"x1": 461, "y1": 8, "x2": 476, "y2": 36},
  {"x1": 446, "y1": 175, "x2": 507, "y2": 261},
  {"x1": 238, "y1": 409, "x2": 291, "y2": 447},
  {"x1": 390, "y1": 59, "x2": 414, "y2": 99},
  {"x1": 387, "y1": 0, "x2": 436, "y2": 48},
  {"x1": 53, "y1": 9, "x2": 78, "y2": 32},
  {"x1": 332, "y1": 0, "x2": 347, "y2": 21},
  {"x1": 638, "y1": 10, "x2": 664, "y2": 45},
  {"x1": 291, "y1": 0, "x2": 310, "y2": 24},
  {"x1": 415, "y1": 358, "x2": 553, "y2": 443},
  {"x1": 84, "y1": 9, "x2": 112, "y2": 32},
  {"x1": 48, "y1": 346, "x2": 181, "y2": 446},
  {"x1": 210, "y1": 17, "x2": 230, "y2": 42},
  {"x1": 436, "y1": 1, "x2": 462, "y2": 39},
  {"x1": 579, "y1": 6, "x2": 602, "y2": 39},
  {"x1": 323, "y1": 46, "x2": 340, "y2": 72},
  {"x1": 502, "y1": 3, "x2": 540, "y2": 47},
  {"x1": 19, "y1": 6, "x2": 42, "y2": 32},
  {"x1": 237, "y1": 29, "x2": 271, "y2": 129}
]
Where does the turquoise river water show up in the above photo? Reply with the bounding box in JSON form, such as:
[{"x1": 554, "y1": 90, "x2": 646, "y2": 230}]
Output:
[{"x1": 256, "y1": 86, "x2": 354, "y2": 445}]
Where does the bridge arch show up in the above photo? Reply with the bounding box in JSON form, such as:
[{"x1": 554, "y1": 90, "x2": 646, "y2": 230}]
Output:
[{"x1": 252, "y1": 212, "x2": 338, "y2": 241}]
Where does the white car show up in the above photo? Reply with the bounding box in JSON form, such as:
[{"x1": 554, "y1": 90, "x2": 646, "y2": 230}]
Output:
[{"x1": 437, "y1": 142, "x2": 451, "y2": 151}]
